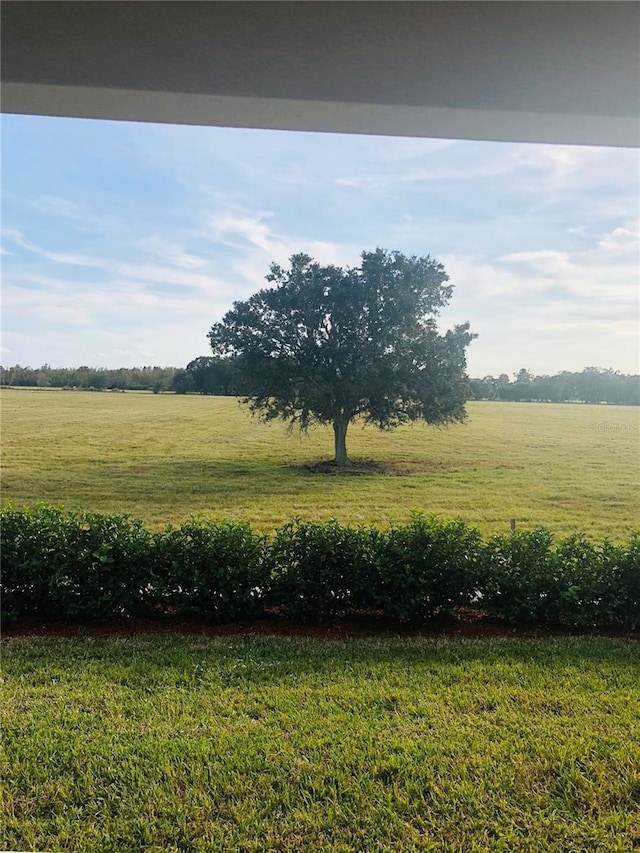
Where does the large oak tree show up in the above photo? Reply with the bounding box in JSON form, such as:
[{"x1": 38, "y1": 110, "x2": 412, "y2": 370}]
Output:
[{"x1": 208, "y1": 249, "x2": 475, "y2": 465}]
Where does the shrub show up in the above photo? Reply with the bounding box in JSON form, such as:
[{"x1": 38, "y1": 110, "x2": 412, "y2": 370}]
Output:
[
  {"x1": 1, "y1": 504, "x2": 154, "y2": 620},
  {"x1": 154, "y1": 517, "x2": 268, "y2": 622},
  {"x1": 268, "y1": 519, "x2": 381, "y2": 621},
  {"x1": 481, "y1": 528, "x2": 559, "y2": 624},
  {"x1": 1, "y1": 503, "x2": 59, "y2": 620},
  {"x1": 376, "y1": 513, "x2": 484, "y2": 622},
  {"x1": 555, "y1": 536, "x2": 605, "y2": 626},
  {"x1": 481, "y1": 530, "x2": 640, "y2": 628},
  {"x1": 604, "y1": 533, "x2": 640, "y2": 629}
]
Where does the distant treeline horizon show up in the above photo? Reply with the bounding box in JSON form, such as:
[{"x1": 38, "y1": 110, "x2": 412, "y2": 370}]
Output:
[{"x1": 1, "y1": 361, "x2": 639, "y2": 405}]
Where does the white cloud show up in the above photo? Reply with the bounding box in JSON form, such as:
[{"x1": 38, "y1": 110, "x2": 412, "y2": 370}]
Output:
[
  {"x1": 439, "y1": 231, "x2": 639, "y2": 376},
  {"x1": 2, "y1": 228, "x2": 101, "y2": 267},
  {"x1": 209, "y1": 212, "x2": 279, "y2": 254},
  {"x1": 597, "y1": 219, "x2": 640, "y2": 255},
  {"x1": 508, "y1": 145, "x2": 602, "y2": 188},
  {"x1": 331, "y1": 139, "x2": 635, "y2": 195},
  {"x1": 110, "y1": 263, "x2": 220, "y2": 293},
  {"x1": 208, "y1": 210, "x2": 360, "y2": 291},
  {"x1": 136, "y1": 235, "x2": 208, "y2": 270},
  {"x1": 2, "y1": 285, "x2": 94, "y2": 326},
  {"x1": 27, "y1": 195, "x2": 84, "y2": 218},
  {"x1": 2, "y1": 229, "x2": 234, "y2": 300},
  {"x1": 334, "y1": 160, "x2": 509, "y2": 190}
]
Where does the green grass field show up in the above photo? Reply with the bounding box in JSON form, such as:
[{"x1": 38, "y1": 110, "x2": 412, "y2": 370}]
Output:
[
  {"x1": 1, "y1": 389, "x2": 638, "y2": 539},
  {"x1": 2, "y1": 635, "x2": 639, "y2": 853}
]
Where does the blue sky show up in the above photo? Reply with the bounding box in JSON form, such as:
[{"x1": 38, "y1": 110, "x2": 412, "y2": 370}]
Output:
[{"x1": 2, "y1": 114, "x2": 638, "y2": 377}]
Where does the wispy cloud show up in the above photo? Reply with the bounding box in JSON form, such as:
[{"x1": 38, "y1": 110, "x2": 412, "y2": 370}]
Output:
[
  {"x1": 209, "y1": 212, "x2": 278, "y2": 254},
  {"x1": 136, "y1": 235, "x2": 208, "y2": 270},
  {"x1": 2, "y1": 228, "x2": 230, "y2": 295},
  {"x1": 26, "y1": 195, "x2": 86, "y2": 218},
  {"x1": 208, "y1": 210, "x2": 360, "y2": 290},
  {"x1": 2, "y1": 228, "x2": 100, "y2": 267},
  {"x1": 334, "y1": 160, "x2": 510, "y2": 190}
]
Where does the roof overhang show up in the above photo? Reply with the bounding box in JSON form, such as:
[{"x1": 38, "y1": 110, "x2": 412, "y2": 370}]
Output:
[{"x1": 2, "y1": 1, "x2": 639, "y2": 146}]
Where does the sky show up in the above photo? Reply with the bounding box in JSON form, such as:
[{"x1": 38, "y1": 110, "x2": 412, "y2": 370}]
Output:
[{"x1": 1, "y1": 114, "x2": 638, "y2": 378}]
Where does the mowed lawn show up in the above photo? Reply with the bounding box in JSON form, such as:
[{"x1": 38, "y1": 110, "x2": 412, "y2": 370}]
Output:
[
  {"x1": 2, "y1": 635, "x2": 639, "y2": 853},
  {"x1": 1, "y1": 389, "x2": 638, "y2": 539}
]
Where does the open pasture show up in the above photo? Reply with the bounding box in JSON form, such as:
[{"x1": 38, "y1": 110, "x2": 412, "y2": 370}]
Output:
[{"x1": 1, "y1": 389, "x2": 638, "y2": 540}]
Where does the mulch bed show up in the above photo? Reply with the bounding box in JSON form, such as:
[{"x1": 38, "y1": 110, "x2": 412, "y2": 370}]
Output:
[{"x1": 3, "y1": 608, "x2": 638, "y2": 641}]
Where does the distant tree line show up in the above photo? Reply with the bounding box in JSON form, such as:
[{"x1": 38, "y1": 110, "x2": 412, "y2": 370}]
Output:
[
  {"x1": 178, "y1": 361, "x2": 640, "y2": 406},
  {"x1": 0, "y1": 364, "x2": 177, "y2": 393},
  {"x1": 2, "y1": 362, "x2": 638, "y2": 405},
  {"x1": 0, "y1": 360, "x2": 238, "y2": 395},
  {"x1": 469, "y1": 368, "x2": 640, "y2": 405}
]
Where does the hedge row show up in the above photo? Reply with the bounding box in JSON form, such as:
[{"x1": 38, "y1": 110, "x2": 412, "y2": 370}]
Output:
[{"x1": 2, "y1": 505, "x2": 639, "y2": 629}]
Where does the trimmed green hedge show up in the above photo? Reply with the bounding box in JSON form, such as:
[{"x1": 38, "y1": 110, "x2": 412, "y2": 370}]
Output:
[
  {"x1": 378, "y1": 515, "x2": 484, "y2": 622},
  {"x1": 2, "y1": 505, "x2": 638, "y2": 629},
  {"x1": 153, "y1": 518, "x2": 267, "y2": 621},
  {"x1": 268, "y1": 519, "x2": 382, "y2": 621},
  {"x1": 1, "y1": 505, "x2": 155, "y2": 620}
]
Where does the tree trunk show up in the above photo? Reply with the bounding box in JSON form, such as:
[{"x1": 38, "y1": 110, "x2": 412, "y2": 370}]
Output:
[{"x1": 333, "y1": 419, "x2": 350, "y2": 465}]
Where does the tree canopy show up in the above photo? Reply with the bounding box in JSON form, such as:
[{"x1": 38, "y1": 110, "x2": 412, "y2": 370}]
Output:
[{"x1": 208, "y1": 248, "x2": 475, "y2": 464}]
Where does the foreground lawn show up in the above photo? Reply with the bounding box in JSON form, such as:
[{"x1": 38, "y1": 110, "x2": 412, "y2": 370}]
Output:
[
  {"x1": 1, "y1": 389, "x2": 638, "y2": 539},
  {"x1": 2, "y1": 635, "x2": 639, "y2": 852}
]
